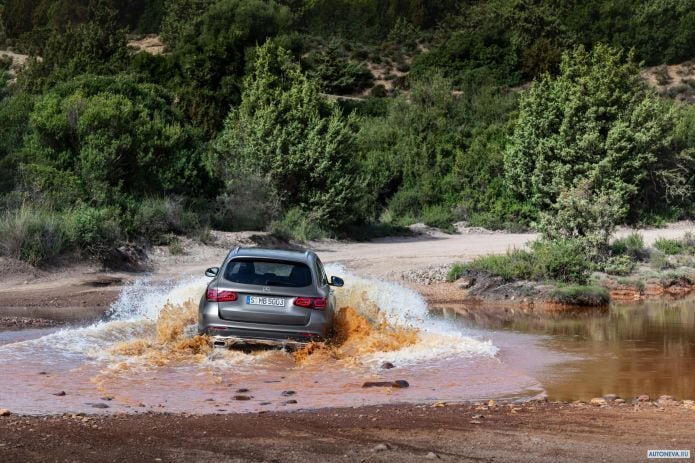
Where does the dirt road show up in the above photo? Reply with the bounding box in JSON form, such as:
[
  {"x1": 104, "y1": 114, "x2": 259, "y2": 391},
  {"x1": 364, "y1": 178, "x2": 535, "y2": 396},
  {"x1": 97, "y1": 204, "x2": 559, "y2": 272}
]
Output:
[{"x1": 1, "y1": 402, "x2": 693, "y2": 462}]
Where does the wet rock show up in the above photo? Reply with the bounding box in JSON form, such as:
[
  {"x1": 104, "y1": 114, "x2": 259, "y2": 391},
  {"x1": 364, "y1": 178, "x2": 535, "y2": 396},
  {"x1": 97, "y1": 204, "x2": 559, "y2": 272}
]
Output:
[
  {"x1": 281, "y1": 400, "x2": 298, "y2": 405},
  {"x1": 234, "y1": 395, "x2": 252, "y2": 401},
  {"x1": 204, "y1": 398, "x2": 214, "y2": 402},
  {"x1": 380, "y1": 362, "x2": 395, "y2": 370},
  {"x1": 104, "y1": 244, "x2": 149, "y2": 272},
  {"x1": 603, "y1": 394, "x2": 620, "y2": 401},
  {"x1": 590, "y1": 398, "x2": 607, "y2": 406},
  {"x1": 425, "y1": 452, "x2": 440, "y2": 460},
  {"x1": 372, "y1": 443, "x2": 392, "y2": 452},
  {"x1": 236, "y1": 388, "x2": 250, "y2": 393},
  {"x1": 100, "y1": 396, "x2": 114, "y2": 401},
  {"x1": 281, "y1": 390, "x2": 296, "y2": 397},
  {"x1": 259, "y1": 402, "x2": 272, "y2": 406},
  {"x1": 0, "y1": 409, "x2": 10, "y2": 417},
  {"x1": 38, "y1": 372, "x2": 48, "y2": 375},
  {"x1": 52, "y1": 391, "x2": 66, "y2": 397},
  {"x1": 657, "y1": 395, "x2": 678, "y2": 406},
  {"x1": 362, "y1": 380, "x2": 409, "y2": 388},
  {"x1": 90, "y1": 403, "x2": 110, "y2": 409}
]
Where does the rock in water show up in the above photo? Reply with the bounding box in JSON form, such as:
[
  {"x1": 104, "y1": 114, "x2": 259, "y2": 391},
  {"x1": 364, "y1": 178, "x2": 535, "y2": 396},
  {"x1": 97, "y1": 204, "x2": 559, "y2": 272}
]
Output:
[
  {"x1": 281, "y1": 390, "x2": 296, "y2": 397},
  {"x1": 372, "y1": 443, "x2": 391, "y2": 452},
  {"x1": 380, "y1": 362, "x2": 395, "y2": 370},
  {"x1": 53, "y1": 391, "x2": 66, "y2": 396},
  {"x1": 362, "y1": 380, "x2": 409, "y2": 388},
  {"x1": 234, "y1": 395, "x2": 252, "y2": 401}
]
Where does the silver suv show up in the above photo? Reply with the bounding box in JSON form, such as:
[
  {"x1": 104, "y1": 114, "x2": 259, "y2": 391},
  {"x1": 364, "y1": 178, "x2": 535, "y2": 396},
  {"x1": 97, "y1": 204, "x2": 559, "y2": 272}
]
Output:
[{"x1": 198, "y1": 247, "x2": 344, "y2": 348}]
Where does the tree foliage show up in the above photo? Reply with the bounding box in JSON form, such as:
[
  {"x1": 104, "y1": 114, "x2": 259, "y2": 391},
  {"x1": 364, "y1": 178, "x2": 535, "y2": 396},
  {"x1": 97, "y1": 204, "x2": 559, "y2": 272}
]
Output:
[
  {"x1": 19, "y1": 74, "x2": 207, "y2": 206},
  {"x1": 505, "y1": 44, "x2": 691, "y2": 250},
  {"x1": 216, "y1": 42, "x2": 365, "y2": 229}
]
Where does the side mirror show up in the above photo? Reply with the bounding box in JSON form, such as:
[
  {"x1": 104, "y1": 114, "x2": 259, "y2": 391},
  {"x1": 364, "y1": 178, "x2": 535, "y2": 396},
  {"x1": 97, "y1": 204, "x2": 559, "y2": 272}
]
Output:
[
  {"x1": 330, "y1": 276, "x2": 344, "y2": 287},
  {"x1": 205, "y1": 267, "x2": 219, "y2": 277}
]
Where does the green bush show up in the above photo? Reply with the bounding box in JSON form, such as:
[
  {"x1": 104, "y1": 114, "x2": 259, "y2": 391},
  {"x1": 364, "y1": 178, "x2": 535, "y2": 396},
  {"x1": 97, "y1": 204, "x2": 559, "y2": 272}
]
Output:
[
  {"x1": 530, "y1": 239, "x2": 591, "y2": 284},
  {"x1": 603, "y1": 255, "x2": 636, "y2": 276},
  {"x1": 270, "y1": 208, "x2": 327, "y2": 242},
  {"x1": 649, "y1": 251, "x2": 673, "y2": 271},
  {"x1": 452, "y1": 239, "x2": 591, "y2": 284},
  {"x1": 0, "y1": 208, "x2": 69, "y2": 266},
  {"x1": 611, "y1": 232, "x2": 647, "y2": 260},
  {"x1": 64, "y1": 206, "x2": 122, "y2": 261},
  {"x1": 421, "y1": 204, "x2": 455, "y2": 231},
  {"x1": 128, "y1": 198, "x2": 200, "y2": 245},
  {"x1": 653, "y1": 237, "x2": 685, "y2": 255}
]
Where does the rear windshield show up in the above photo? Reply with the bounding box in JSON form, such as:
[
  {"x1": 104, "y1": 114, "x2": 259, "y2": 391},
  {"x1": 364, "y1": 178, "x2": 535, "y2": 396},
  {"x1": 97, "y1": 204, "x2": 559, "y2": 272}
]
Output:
[{"x1": 224, "y1": 259, "x2": 313, "y2": 287}]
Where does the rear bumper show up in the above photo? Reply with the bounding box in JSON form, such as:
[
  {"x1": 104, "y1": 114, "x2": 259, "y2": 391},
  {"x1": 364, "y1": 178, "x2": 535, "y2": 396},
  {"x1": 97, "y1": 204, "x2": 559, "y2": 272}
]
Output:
[
  {"x1": 199, "y1": 299, "x2": 333, "y2": 344},
  {"x1": 209, "y1": 335, "x2": 315, "y2": 349}
]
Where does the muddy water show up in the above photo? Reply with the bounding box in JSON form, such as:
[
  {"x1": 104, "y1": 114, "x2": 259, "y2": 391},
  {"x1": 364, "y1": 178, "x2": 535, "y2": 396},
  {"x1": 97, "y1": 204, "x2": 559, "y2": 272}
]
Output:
[
  {"x1": 0, "y1": 269, "x2": 545, "y2": 415},
  {"x1": 443, "y1": 297, "x2": 695, "y2": 401}
]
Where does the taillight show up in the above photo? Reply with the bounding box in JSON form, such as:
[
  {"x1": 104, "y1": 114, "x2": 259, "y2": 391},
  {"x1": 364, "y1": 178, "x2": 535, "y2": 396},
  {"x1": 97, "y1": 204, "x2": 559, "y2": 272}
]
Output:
[
  {"x1": 206, "y1": 289, "x2": 238, "y2": 302},
  {"x1": 294, "y1": 297, "x2": 327, "y2": 309}
]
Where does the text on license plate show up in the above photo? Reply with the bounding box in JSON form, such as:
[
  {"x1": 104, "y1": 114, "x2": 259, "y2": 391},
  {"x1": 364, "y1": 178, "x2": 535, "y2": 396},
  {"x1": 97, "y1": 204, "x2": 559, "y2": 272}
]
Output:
[{"x1": 246, "y1": 296, "x2": 285, "y2": 307}]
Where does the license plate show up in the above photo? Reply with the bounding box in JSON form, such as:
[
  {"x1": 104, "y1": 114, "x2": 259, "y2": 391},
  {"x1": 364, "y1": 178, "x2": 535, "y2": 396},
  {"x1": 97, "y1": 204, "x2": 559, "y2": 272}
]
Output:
[{"x1": 246, "y1": 296, "x2": 285, "y2": 307}]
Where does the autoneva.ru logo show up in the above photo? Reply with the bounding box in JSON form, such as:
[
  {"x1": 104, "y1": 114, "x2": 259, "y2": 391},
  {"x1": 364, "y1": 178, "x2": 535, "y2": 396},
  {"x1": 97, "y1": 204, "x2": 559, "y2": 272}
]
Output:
[{"x1": 647, "y1": 450, "x2": 690, "y2": 459}]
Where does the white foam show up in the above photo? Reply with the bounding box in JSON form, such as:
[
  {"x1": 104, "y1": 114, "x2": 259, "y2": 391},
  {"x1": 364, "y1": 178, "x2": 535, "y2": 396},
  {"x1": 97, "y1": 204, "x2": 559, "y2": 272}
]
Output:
[
  {"x1": 327, "y1": 264, "x2": 498, "y2": 364},
  {"x1": 0, "y1": 277, "x2": 207, "y2": 359}
]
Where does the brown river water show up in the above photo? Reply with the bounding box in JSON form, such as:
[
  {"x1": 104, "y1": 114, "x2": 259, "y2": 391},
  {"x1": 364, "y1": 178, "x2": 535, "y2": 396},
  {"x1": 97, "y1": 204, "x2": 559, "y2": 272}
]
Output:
[{"x1": 1, "y1": 267, "x2": 693, "y2": 415}]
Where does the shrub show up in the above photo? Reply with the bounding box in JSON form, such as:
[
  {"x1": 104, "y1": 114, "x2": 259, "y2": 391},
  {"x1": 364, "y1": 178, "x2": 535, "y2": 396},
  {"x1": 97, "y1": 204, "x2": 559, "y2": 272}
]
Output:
[
  {"x1": 168, "y1": 237, "x2": 185, "y2": 255},
  {"x1": 611, "y1": 232, "x2": 647, "y2": 260},
  {"x1": 129, "y1": 198, "x2": 200, "y2": 244},
  {"x1": 452, "y1": 239, "x2": 591, "y2": 284},
  {"x1": 0, "y1": 208, "x2": 68, "y2": 266},
  {"x1": 448, "y1": 262, "x2": 466, "y2": 282},
  {"x1": 650, "y1": 251, "x2": 673, "y2": 270},
  {"x1": 64, "y1": 206, "x2": 122, "y2": 261},
  {"x1": 603, "y1": 255, "x2": 636, "y2": 276},
  {"x1": 530, "y1": 239, "x2": 591, "y2": 284},
  {"x1": 214, "y1": 171, "x2": 280, "y2": 231},
  {"x1": 421, "y1": 204, "x2": 455, "y2": 231},
  {"x1": 270, "y1": 208, "x2": 328, "y2": 242},
  {"x1": 653, "y1": 237, "x2": 685, "y2": 255}
]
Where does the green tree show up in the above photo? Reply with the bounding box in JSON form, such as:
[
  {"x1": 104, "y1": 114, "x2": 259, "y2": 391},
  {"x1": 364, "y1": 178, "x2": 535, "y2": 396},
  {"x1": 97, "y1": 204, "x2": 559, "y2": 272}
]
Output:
[
  {"x1": 216, "y1": 41, "x2": 364, "y2": 229},
  {"x1": 505, "y1": 44, "x2": 689, "y2": 244},
  {"x1": 18, "y1": 3, "x2": 130, "y2": 91},
  {"x1": 20, "y1": 74, "x2": 207, "y2": 206}
]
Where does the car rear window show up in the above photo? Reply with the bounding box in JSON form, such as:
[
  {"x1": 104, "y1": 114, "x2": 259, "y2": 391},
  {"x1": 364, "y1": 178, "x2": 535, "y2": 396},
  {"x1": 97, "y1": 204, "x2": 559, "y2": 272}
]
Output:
[{"x1": 224, "y1": 259, "x2": 313, "y2": 287}]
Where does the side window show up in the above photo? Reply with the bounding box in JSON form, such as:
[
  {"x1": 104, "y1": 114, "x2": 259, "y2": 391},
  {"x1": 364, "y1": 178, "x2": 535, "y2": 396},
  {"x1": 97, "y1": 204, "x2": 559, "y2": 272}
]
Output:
[{"x1": 315, "y1": 259, "x2": 328, "y2": 286}]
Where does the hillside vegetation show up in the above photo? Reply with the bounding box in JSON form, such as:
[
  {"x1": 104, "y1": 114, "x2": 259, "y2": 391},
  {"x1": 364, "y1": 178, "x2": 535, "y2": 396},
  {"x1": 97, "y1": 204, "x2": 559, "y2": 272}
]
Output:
[{"x1": 0, "y1": 0, "x2": 693, "y2": 272}]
